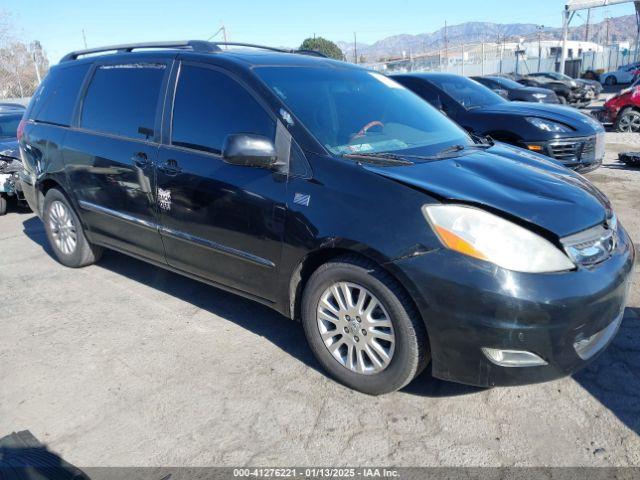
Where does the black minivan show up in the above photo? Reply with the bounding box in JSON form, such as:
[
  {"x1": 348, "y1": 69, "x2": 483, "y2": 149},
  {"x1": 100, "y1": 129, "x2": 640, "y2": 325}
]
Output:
[{"x1": 19, "y1": 41, "x2": 634, "y2": 395}]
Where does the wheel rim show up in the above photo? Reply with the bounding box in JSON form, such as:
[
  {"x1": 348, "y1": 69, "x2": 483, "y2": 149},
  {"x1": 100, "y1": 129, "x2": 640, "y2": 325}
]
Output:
[
  {"x1": 48, "y1": 200, "x2": 77, "y2": 255},
  {"x1": 619, "y1": 112, "x2": 640, "y2": 132},
  {"x1": 316, "y1": 282, "x2": 395, "y2": 375}
]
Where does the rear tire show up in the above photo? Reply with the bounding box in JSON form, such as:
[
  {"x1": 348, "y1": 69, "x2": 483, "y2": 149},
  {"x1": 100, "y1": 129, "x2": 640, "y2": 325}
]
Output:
[
  {"x1": 0, "y1": 194, "x2": 6, "y2": 216},
  {"x1": 605, "y1": 76, "x2": 617, "y2": 86},
  {"x1": 301, "y1": 255, "x2": 429, "y2": 395},
  {"x1": 43, "y1": 188, "x2": 102, "y2": 268}
]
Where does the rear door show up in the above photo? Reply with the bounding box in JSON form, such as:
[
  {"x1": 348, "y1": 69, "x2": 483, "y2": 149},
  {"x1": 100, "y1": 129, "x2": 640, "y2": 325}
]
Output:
[
  {"x1": 65, "y1": 58, "x2": 170, "y2": 262},
  {"x1": 156, "y1": 62, "x2": 286, "y2": 300}
]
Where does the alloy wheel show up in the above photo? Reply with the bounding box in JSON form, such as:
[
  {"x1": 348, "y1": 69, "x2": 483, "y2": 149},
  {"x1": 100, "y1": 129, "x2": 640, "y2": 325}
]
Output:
[
  {"x1": 316, "y1": 282, "x2": 395, "y2": 375},
  {"x1": 48, "y1": 200, "x2": 77, "y2": 255},
  {"x1": 618, "y1": 111, "x2": 640, "y2": 132}
]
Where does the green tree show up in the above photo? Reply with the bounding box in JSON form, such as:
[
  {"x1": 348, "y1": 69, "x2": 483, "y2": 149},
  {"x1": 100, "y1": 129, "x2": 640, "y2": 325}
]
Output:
[{"x1": 299, "y1": 37, "x2": 345, "y2": 61}]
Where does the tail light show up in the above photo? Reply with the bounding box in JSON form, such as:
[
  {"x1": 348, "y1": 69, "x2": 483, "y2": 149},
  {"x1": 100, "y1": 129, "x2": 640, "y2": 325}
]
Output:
[{"x1": 16, "y1": 119, "x2": 25, "y2": 141}]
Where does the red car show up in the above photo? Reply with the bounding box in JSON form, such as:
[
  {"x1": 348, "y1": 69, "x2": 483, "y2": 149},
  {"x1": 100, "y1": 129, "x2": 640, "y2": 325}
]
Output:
[{"x1": 603, "y1": 79, "x2": 640, "y2": 132}]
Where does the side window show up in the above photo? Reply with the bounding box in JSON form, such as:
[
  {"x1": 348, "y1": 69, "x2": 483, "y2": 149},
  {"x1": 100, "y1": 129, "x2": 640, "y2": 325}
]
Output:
[
  {"x1": 80, "y1": 63, "x2": 166, "y2": 139},
  {"x1": 171, "y1": 65, "x2": 275, "y2": 154},
  {"x1": 29, "y1": 63, "x2": 90, "y2": 126}
]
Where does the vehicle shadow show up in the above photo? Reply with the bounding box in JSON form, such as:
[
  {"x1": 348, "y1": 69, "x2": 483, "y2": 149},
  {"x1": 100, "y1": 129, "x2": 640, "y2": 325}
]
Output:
[
  {"x1": 21, "y1": 215, "x2": 506, "y2": 399},
  {"x1": 0, "y1": 430, "x2": 89, "y2": 479},
  {"x1": 572, "y1": 306, "x2": 640, "y2": 436}
]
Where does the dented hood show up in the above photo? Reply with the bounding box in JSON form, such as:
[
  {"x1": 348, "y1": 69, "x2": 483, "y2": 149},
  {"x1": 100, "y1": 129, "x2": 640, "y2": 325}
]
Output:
[{"x1": 364, "y1": 145, "x2": 610, "y2": 238}]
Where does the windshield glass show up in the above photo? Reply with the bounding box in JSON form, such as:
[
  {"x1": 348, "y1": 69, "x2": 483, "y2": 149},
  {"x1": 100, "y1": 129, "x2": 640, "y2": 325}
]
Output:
[
  {"x1": 425, "y1": 75, "x2": 506, "y2": 109},
  {"x1": 0, "y1": 114, "x2": 21, "y2": 138},
  {"x1": 254, "y1": 66, "x2": 471, "y2": 155},
  {"x1": 490, "y1": 76, "x2": 522, "y2": 89}
]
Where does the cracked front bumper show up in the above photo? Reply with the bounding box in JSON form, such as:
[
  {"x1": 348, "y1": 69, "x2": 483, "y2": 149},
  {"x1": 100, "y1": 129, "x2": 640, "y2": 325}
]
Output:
[{"x1": 393, "y1": 224, "x2": 635, "y2": 387}]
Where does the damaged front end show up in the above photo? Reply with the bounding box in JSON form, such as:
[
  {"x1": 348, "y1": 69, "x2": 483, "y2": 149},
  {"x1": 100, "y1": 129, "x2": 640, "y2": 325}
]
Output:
[{"x1": 0, "y1": 143, "x2": 26, "y2": 214}]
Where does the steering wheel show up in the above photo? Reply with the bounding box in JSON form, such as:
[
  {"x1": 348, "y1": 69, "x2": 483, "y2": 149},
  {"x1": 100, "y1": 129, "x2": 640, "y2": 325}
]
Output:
[{"x1": 351, "y1": 121, "x2": 385, "y2": 140}]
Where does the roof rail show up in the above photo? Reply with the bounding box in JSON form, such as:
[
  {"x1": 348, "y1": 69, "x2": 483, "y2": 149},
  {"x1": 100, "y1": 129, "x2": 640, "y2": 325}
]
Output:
[
  {"x1": 60, "y1": 40, "x2": 220, "y2": 62},
  {"x1": 60, "y1": 40, "x2": 330, "y2": 62},
  {"x1": 210, "y1": 42, "x2": 328, "y2": 58}
]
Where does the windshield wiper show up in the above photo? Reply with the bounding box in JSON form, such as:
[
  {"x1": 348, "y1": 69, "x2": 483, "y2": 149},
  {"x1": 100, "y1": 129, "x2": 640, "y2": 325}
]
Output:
[
  {"x1": 433, "y1": 141, "x2": 493, "y2": 159},
  {"x1": 342, "y1": 152, "x2": 414, "y2": 165}
]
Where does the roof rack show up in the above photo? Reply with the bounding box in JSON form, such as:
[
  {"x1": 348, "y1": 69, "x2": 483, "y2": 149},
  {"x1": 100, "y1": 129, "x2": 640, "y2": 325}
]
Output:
[
  {"x1": 60, "y1": 40, "x2": 328, "y2": 62},
  {"x1": 61, "y1": 40, "x2": 220, "y2": 62},
  {"x1": 210, "y1": 42, "x2": 328, "y2": 58}
]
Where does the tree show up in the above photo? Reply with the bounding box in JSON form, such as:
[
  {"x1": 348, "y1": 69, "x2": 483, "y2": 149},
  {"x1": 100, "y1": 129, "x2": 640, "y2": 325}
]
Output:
[
  {"x1": 0, "y1": 10, "x2": 49, "y2": 98},
  {"x1": 299, "y1": 37, "x2": 345, "y2": 61}
]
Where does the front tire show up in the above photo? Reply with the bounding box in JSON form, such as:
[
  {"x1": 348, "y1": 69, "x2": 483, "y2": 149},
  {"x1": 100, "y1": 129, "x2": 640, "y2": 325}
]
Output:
[
  {"x1": 43, "y1": 188, "x2": 103, "y2": 268},
  {"x1": 301, "y1": 255, "x2": 429, "y2": 395},
  {"x1": 0, "y1": 194, "x2": 6, "y2": 216},
  {"x1": 605, "y1": 76, "x2": 617, "y2": 86},
  {"x1": 558, "y1": 95, "x2": 568, "y2": 105},
  {"x1": 615, "y1": 107, "x2": 640, "y2": 133}
]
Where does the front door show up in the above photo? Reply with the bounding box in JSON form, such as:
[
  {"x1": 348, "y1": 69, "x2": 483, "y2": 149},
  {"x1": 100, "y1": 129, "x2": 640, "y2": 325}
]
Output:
[
  {"x1": 156, "y1": 62, "x2": 286, "y2": 300},
  {"x1": 67, "y1": 60, "x2": 170, "y2": 262}
]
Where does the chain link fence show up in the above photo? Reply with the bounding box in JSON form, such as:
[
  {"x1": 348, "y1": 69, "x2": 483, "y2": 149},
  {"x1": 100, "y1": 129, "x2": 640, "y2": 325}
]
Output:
[{"x1": 366, "y1": 42, "x2": 639, "y2": 78}]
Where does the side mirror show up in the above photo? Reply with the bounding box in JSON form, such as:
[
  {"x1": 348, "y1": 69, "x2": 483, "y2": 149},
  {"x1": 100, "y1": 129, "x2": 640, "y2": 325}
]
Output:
[{"x1": 222, "y1": 134, "x2": 277, "y2": 169}]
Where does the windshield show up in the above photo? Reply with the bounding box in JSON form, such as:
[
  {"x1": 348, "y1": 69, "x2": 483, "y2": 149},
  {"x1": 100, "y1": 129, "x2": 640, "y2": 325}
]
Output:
[
  {"x1": 490, "y1": 76, "x2": 522, "y2": 89},
  {"x1": 425, "y1": 75, "x2": 506, "y2": 110},
  {"x1": 254, "y1": 66, "x2": 471, "y2": 155},
  {"x1": 0, "y1": 114, "x2": 21, "y2": 138}
]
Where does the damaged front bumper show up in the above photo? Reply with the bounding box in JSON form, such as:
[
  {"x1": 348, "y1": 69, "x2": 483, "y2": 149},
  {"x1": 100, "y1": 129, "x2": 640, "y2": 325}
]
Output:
[{"x1": 392, "y1": 223, "x2": 635, "y2": 387}]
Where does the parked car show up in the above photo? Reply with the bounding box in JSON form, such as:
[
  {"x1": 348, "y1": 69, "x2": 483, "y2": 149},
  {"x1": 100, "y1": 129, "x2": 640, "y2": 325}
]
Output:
[
  {"x1": 472, "y1": 75, "x2": 559, "y2": 103},
  {"x1": 19, "y1": 41, "x2": 634, "y2": 394},
  {"x1": 0, "y1": 102, "x2": 26, "y2": 113},
  {"x1": 601, "y1": 78, "x2": 640, "y2": 132},
  {"x1": 391, "y1": 73, "x2": 605, "y2": 172},
  {"x1": 600, "y1": 62, "x2": 640, "y2": 86},
  {"x1": 528, "y1": 71, "x2": 602, "y2": 99},
  {"x1": 0, "y1": 109, "x2": 27, "y2": 214},
  {"x1": 510, "y1": 74, "x2": 587, "y2": 105},
  {"x1": 0, "y1": 141, "x2": 24, "y2": 215}
]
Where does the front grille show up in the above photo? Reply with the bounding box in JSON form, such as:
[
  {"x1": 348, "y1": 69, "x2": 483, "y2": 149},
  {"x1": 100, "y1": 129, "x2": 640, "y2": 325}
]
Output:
[{"x1": 547, "y1": 136, "x2": 596, "y2": 162}]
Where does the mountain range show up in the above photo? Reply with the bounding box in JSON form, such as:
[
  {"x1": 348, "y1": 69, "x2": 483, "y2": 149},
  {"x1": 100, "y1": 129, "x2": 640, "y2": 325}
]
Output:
[{"x1": 337, "y1": 14, "x2": 636, "y2": 62}]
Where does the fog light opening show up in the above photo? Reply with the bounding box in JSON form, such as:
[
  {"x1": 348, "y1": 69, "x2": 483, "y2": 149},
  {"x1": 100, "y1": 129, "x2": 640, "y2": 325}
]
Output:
[{"x1": 482, "y1": 347, "x2": 548, "y2": 367}]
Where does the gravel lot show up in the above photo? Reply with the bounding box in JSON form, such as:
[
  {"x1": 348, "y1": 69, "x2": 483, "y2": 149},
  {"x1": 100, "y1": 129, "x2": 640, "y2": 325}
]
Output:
[{"x1": 0, "y1": 133, "x2": 638, "y2": 468}]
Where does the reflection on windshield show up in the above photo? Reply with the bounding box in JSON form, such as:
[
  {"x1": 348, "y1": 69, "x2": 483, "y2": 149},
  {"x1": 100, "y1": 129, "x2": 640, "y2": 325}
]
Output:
[
  {"x1": 427, "y1": 75, "x2": 506, "y2": 110},
  {"x1": 254, "y1": 66, "x2": 471, "y2": 155}
]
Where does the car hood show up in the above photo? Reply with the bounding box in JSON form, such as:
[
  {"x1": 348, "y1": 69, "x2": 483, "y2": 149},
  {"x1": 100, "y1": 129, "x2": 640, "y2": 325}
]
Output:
[
  {"x1": 473, "y1": 102, "x2": 603, "y2": 129},
  {"x1": 364, "y1": 145, "x2": 610, "y2": 238}
]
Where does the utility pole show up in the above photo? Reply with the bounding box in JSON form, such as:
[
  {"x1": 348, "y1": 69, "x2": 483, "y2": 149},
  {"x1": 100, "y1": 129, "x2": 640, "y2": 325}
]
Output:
[
  {"x1": 584, "y1": 8, "x2": 591, "y2": 42},
  {"x1": 82, "y1": 29, "x2": 88, "y2": 49},
  {"x1": 354, "y1": 32, "x2": 358, "y2": 64},
  {"x1": 444, "y1": 20, "x2": 448, "y2": 70},
  {"x1": 537, "y1": 25, "x2": 543, "y2": 72}
]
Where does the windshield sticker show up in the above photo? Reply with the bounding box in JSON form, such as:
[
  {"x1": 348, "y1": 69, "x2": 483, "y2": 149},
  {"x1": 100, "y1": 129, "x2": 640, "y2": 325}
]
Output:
[{"x1": 368, "y1": 72, "x2": 403, "y2": 89}]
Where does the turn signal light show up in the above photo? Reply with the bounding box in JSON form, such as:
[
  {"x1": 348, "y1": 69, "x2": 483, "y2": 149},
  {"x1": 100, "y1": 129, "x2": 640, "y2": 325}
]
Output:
[{"x1": 527, "y1": 145, "x2": 543, "y2": 152}]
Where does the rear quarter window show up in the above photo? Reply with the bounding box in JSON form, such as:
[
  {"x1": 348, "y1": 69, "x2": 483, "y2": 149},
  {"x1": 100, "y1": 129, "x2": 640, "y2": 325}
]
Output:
[{"x1": 29, "y1": 63, "x2": 90, "y2": 126}]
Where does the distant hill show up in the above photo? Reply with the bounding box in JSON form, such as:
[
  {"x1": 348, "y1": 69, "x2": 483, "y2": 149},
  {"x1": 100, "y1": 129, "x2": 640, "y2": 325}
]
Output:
[{"x1": 337, "y1": 15, "x2": 636, "y2": 62}]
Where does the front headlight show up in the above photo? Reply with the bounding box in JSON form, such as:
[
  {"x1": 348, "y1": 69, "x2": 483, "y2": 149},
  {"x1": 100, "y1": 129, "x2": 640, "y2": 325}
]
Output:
[
  {"x1": 532, "y1": 93, "x2": 547, "y2": 99},
  {"x1": 525, "y1": 117, "x2": 572, "y2": 132},
  {"x1": 423, "y1": 205, "x2": 575, "y2": 273}
]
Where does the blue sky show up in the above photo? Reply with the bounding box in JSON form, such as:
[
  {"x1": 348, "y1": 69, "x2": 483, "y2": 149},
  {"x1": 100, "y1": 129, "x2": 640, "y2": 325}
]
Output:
[{"x1": 4, "y1": 0, "x2": 636, "y2": 63}]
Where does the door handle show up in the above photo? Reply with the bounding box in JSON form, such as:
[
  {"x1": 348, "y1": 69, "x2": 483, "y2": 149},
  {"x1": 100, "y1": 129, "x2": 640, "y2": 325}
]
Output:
[
  {"x1": 158, "y1": 159, "x2": 182, "y2": 176},
  {"x1": 132, "y1": 152, "x2": 150, "y2": 168}
]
